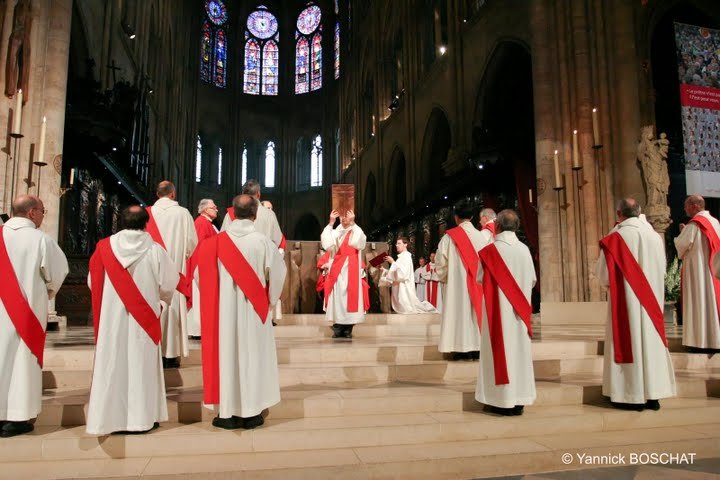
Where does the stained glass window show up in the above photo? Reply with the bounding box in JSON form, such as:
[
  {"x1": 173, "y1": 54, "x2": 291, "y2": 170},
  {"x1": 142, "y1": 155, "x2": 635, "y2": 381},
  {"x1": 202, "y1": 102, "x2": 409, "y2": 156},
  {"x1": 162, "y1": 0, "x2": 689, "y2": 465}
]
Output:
[
  {"x1": 200, "y1": 1, "x2": 229, "y2": 87},
  {"x1": 334, "y1": 22, "x2": 340, "y2": 79},
  {"x1": 295, "y1": 4, "x2": 322, "y2": 94},
  {"x1": 200, "y1": 21, "x2": 212, "y2": 83},
  {"x1": 311, "y1": 134, "x2": 323, "y2": 187},
  {"x1": 195, "y1": 135, "x2": 202, "y2": 183},
  {"x1": 244, "y1": 6, "x2": 279, "y2": 96},
  {"x1": 205, "y1": 0, "x2": 228, "y2": 25},
  {"x1": 241, "y1": 145, "x2": 248, "y2": 185},
  {"x1": 217, "y1": 147, "x2": 223, "y2": 185},
  {"x1": 264, "y1": 141, "x2": 276, "y2": 188}
]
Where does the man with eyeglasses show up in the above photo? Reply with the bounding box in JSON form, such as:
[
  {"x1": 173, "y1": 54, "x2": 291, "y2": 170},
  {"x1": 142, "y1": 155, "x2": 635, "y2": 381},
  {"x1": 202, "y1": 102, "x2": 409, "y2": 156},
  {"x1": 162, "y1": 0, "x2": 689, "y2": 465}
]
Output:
[
  {"x1": 0, "y1": 195, "x2": 68, "y2": 437},
  {"x1": 194, "y1": 198, "x2": 219, "y2": 243}
]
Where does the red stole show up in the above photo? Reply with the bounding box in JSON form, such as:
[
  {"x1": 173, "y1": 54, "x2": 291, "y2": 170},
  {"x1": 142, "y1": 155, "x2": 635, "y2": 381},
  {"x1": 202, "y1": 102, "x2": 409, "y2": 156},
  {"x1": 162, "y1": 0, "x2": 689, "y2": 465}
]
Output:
[
  {"x1": 280, "y1": 235, "x2": 287, "y2": 250},
  {"x1": 425, "y1": 263, "x2": 439, "y2": 307},
  {"x1": 599, "y1": 232, "x2": 667, "y2": 364},
  {"x1": 446, "y1": 226, "x2": 485, "y2": 326},
  {"x1": 324, "y1": 230, "x2": 361, "y2": 312},
  {"x1": 226, "y1": 207, "x2": 235, "y2": 221},
  {"x1": 316, "y1": 250, "x2": 331, "y2": 293},
  {"x1": 194, "y1": 215, "x2": 217, "y2": 243},
  {"x1": 688, "y1": 215, "x2": 720, "y2": 322},
  {"x1": 0, "y1": 226, "x2": 46, "y2": 367},
  {"x1": 478, "y1": 244, "x2": 532, "y2": 385},
  {"x1": 146, "y1": 207, "x2": 190, "y2": 298},
  {"x1": 482, "y1": 221, "x2": 496, "y2": 238},
  {"x1": 89, "y1": 238, "x2": 162, "y2": 345},
  {"x1": 197, "y1": 232, "x2": 271, "y2": 405}
]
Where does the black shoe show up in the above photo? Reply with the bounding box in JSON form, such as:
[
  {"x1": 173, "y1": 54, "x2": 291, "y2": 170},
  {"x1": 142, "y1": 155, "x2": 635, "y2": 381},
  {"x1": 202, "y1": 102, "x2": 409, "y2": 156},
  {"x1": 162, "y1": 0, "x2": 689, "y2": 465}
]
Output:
[
  {"x1": 162, "y1": 357, "x2": 180, "y2": 369},
  {"x1": 484, "y1": 405, "x2": 516, "y2": 416},
  {"x1": 272, "y1": 321, "x2": 277, "y2": 326},
  {"x1": 512, "y1": 405, "x2": 524, "y2": 416},
  {"x1": 189, "y1": 336, "x2": 201, "y2": 340},
  {"x1": 0, "y1": 421, "x2": 33, "y2": 438},
  {"x1": 212, "y1": 416, "x2": 243, "y2": 430},
  {"x1": 341, "y1": 325, "x2": 354, "y2": 339},
  {"x1": 469, "y1": 351, "x2": 480, "y2": 361},
  {"x1": 331, "y1": 324, "x2": 342, "y2": 338},
  {"x1": 242, "y1": 414, "x2": 265, "y2": 430},
  {"x1": 449, "y1": 352, "x2": 466, "y2": 361},
  {"x1": 610, "y1": 401, "x2": 645, "y2": 411},
  {"x1": 645, "y1": 399, "x2": 660, "y2": 411}
]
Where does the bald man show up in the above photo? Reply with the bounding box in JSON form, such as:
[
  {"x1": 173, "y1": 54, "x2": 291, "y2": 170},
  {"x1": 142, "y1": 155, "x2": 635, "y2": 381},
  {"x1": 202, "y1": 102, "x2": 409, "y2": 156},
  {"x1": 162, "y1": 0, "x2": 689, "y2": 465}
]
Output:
[
  {"x1": 146, "y1": 181, "x2": 198, "y2": 367},
  {"x1": 0, "y1": 195, "x2": 68, "y2": 437},
  {"x1": 674, "y1": 195, "x2": 720, "y2": 350}
]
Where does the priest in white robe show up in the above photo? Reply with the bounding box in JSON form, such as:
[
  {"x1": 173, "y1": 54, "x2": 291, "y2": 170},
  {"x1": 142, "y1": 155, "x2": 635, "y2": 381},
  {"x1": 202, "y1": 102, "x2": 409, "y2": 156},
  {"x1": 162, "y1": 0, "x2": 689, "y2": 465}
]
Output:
[
  {"x1": 0, "y1": 195, "x2": 68, "y2": 437},
  {"x1": 475, "y1": 209, "x2": 536, "y2": 415},
  {"x1": 220, "y1": 180, "x2": 283, "y2": 247},
  {"x1": 191, "y1": 195, "x2": 286, "y2": 429},
  {"x1": 381, "y1": 238, "x2": 438, "y2": 314},
  {"x1": 479, "y1": 208, "x2": 497, "y2": 243},
  {"x1": 147, "y1": 181, "x2": 198, "y2": 367},
  {"x1": 414, "y1": 257, "x2": 427, "y2": 302},
  {"x1": 86, "y1": 206, "x2": 179, "y2": 435},
  {"x1": 421, "y1": 252, "x2": 444, "y2": 312},
  {"x1": 321, "y1": 209, "x2": 367, "y2": 338},
  {"x1": 598, "y1": 198, "x2": 676, "y2": 410},
  {"x1": 674, "y1": 195, "x2": 720, "y2": 350},
  {"x1": 435, "y1": 200, "x2": 491, "y2": 359}
]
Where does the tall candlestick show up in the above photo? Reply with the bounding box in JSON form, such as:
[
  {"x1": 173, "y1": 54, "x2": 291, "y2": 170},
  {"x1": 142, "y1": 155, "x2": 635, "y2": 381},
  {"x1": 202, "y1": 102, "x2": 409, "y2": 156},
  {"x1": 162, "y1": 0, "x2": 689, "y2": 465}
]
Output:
[
  {"x1": 12, "y1": 89, "x2": 22, "y2": 134},
  {"x1": 553, "y1": 149, "x2": 562, "y2": 188},
  {"x1": 70, "y1": 168, "x2": 75, "y2": 186},
  {"x1": 572, "y1": 129, "x2": 581, "y2": 169},
  {"x1": 37, "y1": 116, "x2": 47, "y2": 164},
  {"x1": 592, "y1": 107, "x2": 600, "y2": 146},
  {"x1": 528, "y1": 188, "x2": 533, "y2": 204}
]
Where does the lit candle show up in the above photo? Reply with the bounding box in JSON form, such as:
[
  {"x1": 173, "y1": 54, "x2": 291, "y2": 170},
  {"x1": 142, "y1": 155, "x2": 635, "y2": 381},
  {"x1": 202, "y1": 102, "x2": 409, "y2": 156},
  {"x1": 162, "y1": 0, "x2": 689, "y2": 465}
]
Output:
[
  {"x1": 69, "y1": 168, "x2": 75, "y2": 185},
  {"x1": 37, "y1": 116, "x2": 47, "y2": 164},
  {"x1": 528, "y1": 188, "x2": 533, "y2": 204},
  {"x1": 12, "y1": 89, "x2": 22, "y2": 134},
  {"x1": 572, "y1": 129, "x2": 581, "y2": 168},
  {"x1": 592, "y1": 107, "x2": 600, "y2": 146},
  {"x1": 553, "y1": 149, "x2": 562, "y2": 188}
]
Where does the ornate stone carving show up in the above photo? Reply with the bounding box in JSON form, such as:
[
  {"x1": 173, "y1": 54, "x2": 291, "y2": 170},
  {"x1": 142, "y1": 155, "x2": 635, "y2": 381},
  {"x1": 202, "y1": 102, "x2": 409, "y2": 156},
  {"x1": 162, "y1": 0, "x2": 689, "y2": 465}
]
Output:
[{"x1": 637, "y1": 125, "x2": 671, "y2": 234}]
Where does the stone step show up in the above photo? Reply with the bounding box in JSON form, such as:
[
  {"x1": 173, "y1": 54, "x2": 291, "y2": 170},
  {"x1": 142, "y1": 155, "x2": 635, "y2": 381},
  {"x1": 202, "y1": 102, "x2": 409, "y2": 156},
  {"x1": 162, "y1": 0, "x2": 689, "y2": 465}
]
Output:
[
  {"x1": 41, "y1": 356, "x2": 609, "y2": 390},
  {"x1": 37, "y1": 380, "x2": 591, "y2": 427},
  {"x1": 7, "y1": 400, "x2": 720, "y2": 463}
]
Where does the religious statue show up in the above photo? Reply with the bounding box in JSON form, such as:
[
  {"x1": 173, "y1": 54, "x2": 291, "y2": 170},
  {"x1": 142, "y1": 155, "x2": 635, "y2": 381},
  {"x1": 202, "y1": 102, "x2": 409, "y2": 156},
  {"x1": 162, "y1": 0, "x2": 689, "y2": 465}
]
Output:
[
  {"x1": 636, "y1": 125, "x2": 672, "y2": 233},
  {"x1": 4, "y1": 0, "x2": 32, "y2": 102}
]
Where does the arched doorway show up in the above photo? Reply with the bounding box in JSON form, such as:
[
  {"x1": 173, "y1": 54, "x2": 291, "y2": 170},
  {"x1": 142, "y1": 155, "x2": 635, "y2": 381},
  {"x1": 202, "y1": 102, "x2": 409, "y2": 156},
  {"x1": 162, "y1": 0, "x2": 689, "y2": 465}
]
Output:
[
  {"x1": 293, "y1": 213, "x2": 322, "y2": 241},
  {"x1": 363, "y1": 172, "x2": 377, "y2": 228},
  {"x1": 388, "y1": 147, "x2": 407, "y2": 212}
]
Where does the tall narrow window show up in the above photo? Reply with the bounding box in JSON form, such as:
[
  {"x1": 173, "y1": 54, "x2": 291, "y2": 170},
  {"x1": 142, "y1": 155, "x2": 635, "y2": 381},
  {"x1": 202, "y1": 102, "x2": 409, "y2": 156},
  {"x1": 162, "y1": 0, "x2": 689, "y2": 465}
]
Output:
[
  {"x1": 311, "y1": 134, "x2": 323, "y2": 187},
  {"x1": 244, "y1": 5, "x2": 279, "y2": 96},
  {"x1": 295, "y1": 4, "x2": 322, "y2": 94},
  {"x1": 217, "y1": 147, "x2": 223, "y2": 185},
  {"x1": 195, "y1": 135, "x2": 203, "y2": 183},
  {"x1": 241, "y1": 144, "x2": 248, "y2": 185},
  {"x1": 200, "y1": 0, "x2": 229, "y2": 88},
  {"x1": 264, "y1": 141, "x2": 276, "y2": 188},
  {"x1": 334, "y1": 0, "x2": 340, "y2": 79}
]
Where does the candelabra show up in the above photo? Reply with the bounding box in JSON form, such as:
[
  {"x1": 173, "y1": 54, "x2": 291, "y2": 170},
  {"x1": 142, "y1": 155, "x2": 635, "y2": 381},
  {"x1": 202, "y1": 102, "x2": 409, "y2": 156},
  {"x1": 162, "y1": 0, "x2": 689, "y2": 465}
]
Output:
[
  {"x1": 592, "y1": 144, "x2": 607, "y2": 234},
  {"x1": 8, "y1": 132, "x2": 23, "y2": 204},
  {"x1": 572, "y1": 164, "x2": 589, "y2": 301},
  {"x1": 554, "y1": 184, "x2": 567, "y2": 302},
  {"x1": 33, "y1": 159, "x2": 47, "y2": 195}
]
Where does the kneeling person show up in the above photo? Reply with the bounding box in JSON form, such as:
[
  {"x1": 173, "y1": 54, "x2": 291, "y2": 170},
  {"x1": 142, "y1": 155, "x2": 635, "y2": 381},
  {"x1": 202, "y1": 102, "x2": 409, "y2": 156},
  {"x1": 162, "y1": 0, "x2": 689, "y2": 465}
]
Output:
[
  {"x1": 87, "y1": 206, "x2": 179, "y2": 435},
  {"x1": 191, "y1": 194, "x2": 286, "y2": 429},
  {"x1": 381, "y1": 237, "x2": 438, "y2": 314}
]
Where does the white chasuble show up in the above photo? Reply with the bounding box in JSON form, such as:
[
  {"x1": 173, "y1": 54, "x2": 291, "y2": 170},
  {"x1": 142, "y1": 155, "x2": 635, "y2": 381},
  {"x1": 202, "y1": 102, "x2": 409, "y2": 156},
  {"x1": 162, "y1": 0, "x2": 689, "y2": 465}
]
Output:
[{"x1": 382, "y1": 251, "x2": 438, "y2": 314}]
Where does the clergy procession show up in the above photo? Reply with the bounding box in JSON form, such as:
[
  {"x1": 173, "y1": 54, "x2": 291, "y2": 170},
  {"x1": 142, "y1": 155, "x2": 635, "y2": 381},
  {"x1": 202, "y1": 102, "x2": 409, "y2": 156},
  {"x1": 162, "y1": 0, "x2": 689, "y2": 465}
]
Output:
[{"x1": 0, "y1": 183, "x2": 718, "y2": 439}]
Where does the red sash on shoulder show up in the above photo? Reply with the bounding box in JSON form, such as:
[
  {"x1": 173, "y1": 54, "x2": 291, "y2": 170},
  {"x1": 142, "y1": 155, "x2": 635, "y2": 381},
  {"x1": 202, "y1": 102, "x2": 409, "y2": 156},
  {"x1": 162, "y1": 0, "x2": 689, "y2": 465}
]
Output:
[
  {"x1": 425, "y1": 263, "x2": 439, "y2": 307},
  {"x1": 599, "y1": 232, "x2": 667, "y2": 364},
  {"x1": 482, "y1": 221, "x2": 496, "y2": 238},
  {"x1": 0, "y1": 226, "x2": 46, "y2": 367},
  {"x1": 446, "y1": 226, "x2": 484, "y2": 326},
  {"x1": 226, "y1": 207, "x2": 236, "y2": 221},
  {"x1": 478, "y1": 244, "x2": 532, "y2": 385},
  {"x1": 196, "y1": 232, "x2": 271, "y2": 404},
  {"x1": 146, "y1": 207, "x2": 190, "y2": 298},
  {"x1": 324, "y1": 230, "x2": 361, "y2": 312},
  {"x1": 689, "y1": 215, "x2": 720, "y2": 322},
  {"x1": 89, "y1": 239, "x2": 162, "y2": 345}
]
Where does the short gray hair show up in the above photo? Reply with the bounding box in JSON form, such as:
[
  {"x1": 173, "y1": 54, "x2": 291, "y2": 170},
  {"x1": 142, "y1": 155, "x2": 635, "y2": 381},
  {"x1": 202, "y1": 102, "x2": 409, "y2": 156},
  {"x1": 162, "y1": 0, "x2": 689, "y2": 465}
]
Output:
[
  {"x1": 496, "y1": 209, "x2": 520, "y2": 233},
  {"x1": 616, "y1": 197, "x2": 640, "y2": 218},
  {"x1": 197, "y1": 198, "x2": 215, "y2": 214},
  {"x1": 480, "y1": 208, "x2": 496, "y2": 220}
]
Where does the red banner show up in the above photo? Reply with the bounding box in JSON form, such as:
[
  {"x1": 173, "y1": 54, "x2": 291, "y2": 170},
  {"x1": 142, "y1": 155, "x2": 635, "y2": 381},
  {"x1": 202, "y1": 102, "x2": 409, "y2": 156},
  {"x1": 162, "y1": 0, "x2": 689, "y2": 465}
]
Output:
[{"x1": 680, "y1": 84, "x2": 720, "y2": 111}]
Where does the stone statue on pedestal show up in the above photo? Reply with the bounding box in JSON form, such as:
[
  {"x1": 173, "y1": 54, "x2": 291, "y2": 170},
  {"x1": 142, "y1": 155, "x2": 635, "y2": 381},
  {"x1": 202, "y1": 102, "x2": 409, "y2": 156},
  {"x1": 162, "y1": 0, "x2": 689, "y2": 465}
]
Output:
[
  {"x1": 4, "y1": 0, "x2": 32, "y2": 102},
  {"x1": 636, "y1": 125, "x2": 671, "y2": 234}
]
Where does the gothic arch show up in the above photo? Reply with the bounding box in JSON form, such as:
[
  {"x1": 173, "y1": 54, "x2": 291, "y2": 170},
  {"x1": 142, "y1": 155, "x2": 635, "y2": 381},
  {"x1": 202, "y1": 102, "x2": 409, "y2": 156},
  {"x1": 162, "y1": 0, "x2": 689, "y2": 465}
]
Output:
[
  {"x1": 418, "y1": 106, "x2": 451, "y2": 198},
  {"x1": 293, "y1": 212, "x2": 322, "y2": 240},
  {"x1": 387, "y1": 146, "x2": 406, "y2": 212},
  {"x1": 363, "y1": 172, "x2": 377, "y2": 227}
]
